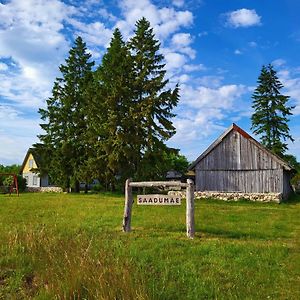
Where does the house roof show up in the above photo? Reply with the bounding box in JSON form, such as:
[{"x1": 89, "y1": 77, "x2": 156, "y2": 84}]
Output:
[
  {"x1": 189, "y1": 123, "x2": 293, "y2": 171},
  {"x1": 19, "y1": 148, "x2": 41, "y2": 174}
]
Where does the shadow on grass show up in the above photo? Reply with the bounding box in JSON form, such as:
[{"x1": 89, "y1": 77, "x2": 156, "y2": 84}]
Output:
[
  {"x1": 280, "y1": 193, "x2": 300, "y2": 205},
  {"x1": 132, "y1": 223, "x2": 277, "y2": 241},
  {"x1": 198, "y1": 226, "x2": 280, "y2": 240}
]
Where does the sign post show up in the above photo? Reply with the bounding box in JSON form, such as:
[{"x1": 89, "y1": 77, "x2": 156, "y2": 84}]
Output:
[
  {"x1": 122, "y1": 178, "x2": 133, "y2": 232},
  {"x1": 122, "y1": 179, "x2": 195, "y2": 238}
]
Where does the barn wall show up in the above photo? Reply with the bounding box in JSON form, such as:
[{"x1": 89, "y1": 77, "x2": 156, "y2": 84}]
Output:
[
  {"x1": 195, "y1": 169, "x2": 283, "y2": 193},
  {"x1": 196, "y1": 130, "x2": 282, "y2": 171}
]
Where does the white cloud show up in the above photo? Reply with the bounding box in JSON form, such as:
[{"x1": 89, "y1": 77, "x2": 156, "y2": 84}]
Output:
[
  {"x1": 195, "y1": 75, "x2": 224, "y2": 88},
  {"x1": 0, "y1": 0, "x2": 77, "y2": 108},
  {"x1": 171, "y1": 32, "x2": 195, "y2": 58},
  {"x1": 278, "y1": 69, "x2": 300, "y2": 115},
  {"x1": 272, "y1": 58, "x2": 286, "y2": 67},
  {"x1": 234, "y1": 49, "x2": 242, "y2": 55},
  {"x1": 172, "y1": 0, "x2": 185, "y2": 7},
  {"x1": 183, "y1": 64, "x2": 206, "y2": 72},
  {"x1": 98, "y1": 8, "x2": 118, "y2": 22},
  {"x1": 226, "y1": 9, "x2": 261, "y2": 28},
  {"x1": 198, "y1": 31, "x2": 208, "y2": 38},
  {"x1": 248, "y1": 41, "x2": 257, "y2": 47},
  {"x1": 164, "y1": 52, "x2": 187, "y2": 70},
  {"x1": 171, "y1": 33, "x2": 192, "y2": 47},
  {"x1": 68, "y1": 19, "x2": 113, "y2": 48},
  {"x1": 0, "y1": 62, "x2": 8, "y2": 71},
  {"x1": 0, "y1": 106, "x2": 41, "y2": 165},
  {"x1": 117, "y1": 0, "x2": 193, "y2": 40},
  {"x1": 182, "y1": 84, "x2": 248, "y2": 109}
]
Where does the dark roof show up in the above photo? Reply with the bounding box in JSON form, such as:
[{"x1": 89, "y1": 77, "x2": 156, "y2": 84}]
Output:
[{"x1": 189, "y1": 123, "x2": 293, "y2": 171}]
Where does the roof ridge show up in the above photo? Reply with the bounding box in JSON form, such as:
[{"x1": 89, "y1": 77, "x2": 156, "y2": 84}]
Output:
[{"x1": 189, "y1": 123, "x2": 293, "y2": 171}]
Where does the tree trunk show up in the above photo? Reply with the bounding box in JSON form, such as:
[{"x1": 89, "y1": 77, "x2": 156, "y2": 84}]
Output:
[{"x1": 74, "y1": 180, "x2": 80, "y2": 193}]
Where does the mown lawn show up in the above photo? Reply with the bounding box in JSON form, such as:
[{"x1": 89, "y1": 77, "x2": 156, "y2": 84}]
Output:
[{"x1": 0, "y1": 192, "x2": 299, "y2": 299}]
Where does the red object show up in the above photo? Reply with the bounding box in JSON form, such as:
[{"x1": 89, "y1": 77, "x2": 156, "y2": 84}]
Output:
[{"x1": 0, "y1": 173, "x2": 19, "y2": 196}]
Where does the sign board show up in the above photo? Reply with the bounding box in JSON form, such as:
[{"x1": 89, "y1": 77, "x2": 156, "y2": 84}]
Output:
[{"x1": 137, "y1": 194, "x2": 181, "y2": 205}]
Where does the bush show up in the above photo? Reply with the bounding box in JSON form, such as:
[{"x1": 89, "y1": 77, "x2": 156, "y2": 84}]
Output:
[
  {"x1": 91, "y1": 183, "x2": 104, "y2": 193},
  {"x1": 3, "y1": 176, "x2": 14, "y2": 187},
  {"x1": 17, "y1": 175, "x2": 27, "y2": 192},
  {"x1": 291, "y1": 173, "x2": 300, "y2": 192}
]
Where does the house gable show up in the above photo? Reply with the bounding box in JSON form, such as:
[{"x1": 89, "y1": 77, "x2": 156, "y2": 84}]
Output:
[
  {"x1": 190, "y1": 123, "x2": 292, "y2": 172},
  {"x1": 21, "y1": 153, "x2": 38, "y2": 174}
]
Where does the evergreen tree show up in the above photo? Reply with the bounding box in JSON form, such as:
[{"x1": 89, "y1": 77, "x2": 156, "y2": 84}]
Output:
[
  {"x1": 251, "y1": 64, "x2": 294, "y2": 156},
  {"x1": 129, "y1": 17, "x2": 179, "y2": 179},
  {"x1": 38, "y1": 37, "x2": 94, "y2": 191},
  {"x1": 86, "y1": 28, "x2": 135, "y2": 189}
]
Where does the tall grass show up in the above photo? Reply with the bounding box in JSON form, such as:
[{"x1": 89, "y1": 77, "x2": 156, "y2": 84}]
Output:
[{"x1": 0, "y1": 193, "x2": 299, "y2": 299}]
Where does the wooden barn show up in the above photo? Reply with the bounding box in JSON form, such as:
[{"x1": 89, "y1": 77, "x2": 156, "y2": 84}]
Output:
[{"x1": 189, "y1": 124, "x2": 294, "y2": 200}]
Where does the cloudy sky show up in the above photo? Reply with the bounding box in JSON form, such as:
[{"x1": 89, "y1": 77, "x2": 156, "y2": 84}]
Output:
[{"x1": 0, "y1": 0, "x2": 300, "y2": 165}]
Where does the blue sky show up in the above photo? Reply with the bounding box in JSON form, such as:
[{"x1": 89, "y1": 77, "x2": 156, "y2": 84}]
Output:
[{"x1": 0, "y1": 0, "x2": 300, "y2": 165}]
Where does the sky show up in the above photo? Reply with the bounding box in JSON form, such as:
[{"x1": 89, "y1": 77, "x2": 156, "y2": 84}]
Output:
[{"x1": 0, "y1": 0, "x2": 300, "y2": 166}]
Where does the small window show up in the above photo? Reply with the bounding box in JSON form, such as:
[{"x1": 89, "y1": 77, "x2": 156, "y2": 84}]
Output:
[
  {"x1": 24, "y1": 176, "x2": 29, "y2": 183},
  {"x1": 29, "y1": 159, "x2": 34, "y2": 168},
  {"x1": 33, "y1": 176, "x2": 38, "y2": 186}
]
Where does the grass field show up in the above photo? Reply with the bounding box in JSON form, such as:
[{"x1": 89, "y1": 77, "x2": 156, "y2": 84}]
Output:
[{"x1": 0, "y1": 192, "x2": 300, "y2": 299}]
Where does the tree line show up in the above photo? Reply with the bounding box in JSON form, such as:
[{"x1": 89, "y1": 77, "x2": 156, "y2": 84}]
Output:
[
  {"x1": 34, "y1": 18, "x2": 188, "y2": 192},
  {"x1": 33, "y1": 17, "x2": 299, "y2": 192}
]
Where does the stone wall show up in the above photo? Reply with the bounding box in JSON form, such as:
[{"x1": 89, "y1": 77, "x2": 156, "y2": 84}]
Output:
[
  {"x1": 26, "y1": 186, "x2": 63, "y2": 193},
  {"x1": 168, "y1": 190, "x2": 283, "y2": 203}
]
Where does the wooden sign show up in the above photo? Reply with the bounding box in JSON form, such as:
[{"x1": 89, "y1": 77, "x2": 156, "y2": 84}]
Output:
[{"x1": 137, "y1": 194, "x2": 181, "y2": 205}]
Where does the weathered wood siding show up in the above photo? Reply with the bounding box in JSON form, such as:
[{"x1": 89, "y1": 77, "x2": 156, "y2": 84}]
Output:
[
  {"x1": 196, "y1": 170, "x2": 283, "y2": 193},
  {"x1": 196, "y1": 130, "x2": 282, "y2": 171},
  {"x1": 195, "y1": 130, "x2": 289, "y2": 196}
]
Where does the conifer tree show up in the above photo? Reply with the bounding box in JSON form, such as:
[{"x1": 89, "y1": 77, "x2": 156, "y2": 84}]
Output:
[
  {"x1": 86, "y1": 28, "x2": 135, "y2": 189},
  {"x1": 129, "y1": 17, "x2": 179, "y2": 179},
  {"x1": 38, "y1": 37, "x2": 94, "y2": 191},
  {"x1": 251, "y1": 64, "x2": 294, "y2": 156}
]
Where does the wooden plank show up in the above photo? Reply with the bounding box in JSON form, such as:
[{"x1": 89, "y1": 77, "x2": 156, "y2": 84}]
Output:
[
  {"x1": 129, "y1": 181, "x2": 188, "y2": 188},
  {"x1": 186, "y1": 179, "x2": 195, "y2": 238},
  {"x1": 122, "y1": 179, "x2": 133, "y2": 232},
  {"x1": 137, "y1": 194, "x2": 181, "y2": 205}
]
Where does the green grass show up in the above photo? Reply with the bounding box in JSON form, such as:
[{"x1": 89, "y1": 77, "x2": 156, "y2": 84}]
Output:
[{"x1": 0, "y1": 192, "x2": 299, "y2": 299}]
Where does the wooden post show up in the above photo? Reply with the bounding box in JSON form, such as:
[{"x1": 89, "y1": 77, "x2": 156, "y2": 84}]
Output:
[
  {"x1": 122, "y1": 178, "x2": 133, "y2": 232},
  {"x1": 186, "y1": 179, "x2": 195, "y2": 238}
]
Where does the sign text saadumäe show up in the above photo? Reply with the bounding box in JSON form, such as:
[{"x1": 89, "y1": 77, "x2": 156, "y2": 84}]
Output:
[{"x1": 137, "y1": 194, "x2": 181, "y2": 205}]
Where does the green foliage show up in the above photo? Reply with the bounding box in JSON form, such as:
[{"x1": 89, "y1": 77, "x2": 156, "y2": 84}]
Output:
[
  {"x1": 37, "y1": 19, "x2": 179, "y2": 190},
  {"x1": 129, "y1": 18, "x2": 179, "y2": 180},
  {"x1": 3, "y1": 176, "x2": 14, "y2": 187},
  {"x1": 17, "y1": 175, "x2": 27, "y2": 192},
  {"x1": 86, "y1": 28, "x2": 135, "y2": 188},
  {"x1": 251, "y1": 64, "x2": 294, "y2": 156},
  {"x1": 291, "y1": 173, "x2": 300, "y2": 189},
  {"x1": 38, "y1": 36, "x2": 94, "y2": 191},
  {"x1": 283, "y1": 154, "x2": 300, "y2": 172},
  {"x1": 166, "y1": 151, "x2": 189, "y2": 174},
  {"x1": 0, "y1": 193, "x2": 299, "y2": 299},
  {"x1": 0, "y1": 164, "x2": 20, "y2": 174},
  {"x1": 0, "y1": 165, "x2": 25, "y2": 192}
]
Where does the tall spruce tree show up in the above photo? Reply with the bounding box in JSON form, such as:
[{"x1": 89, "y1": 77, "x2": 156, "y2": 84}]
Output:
[
  {"x1": 129, "y1": 17, "x2": 179, "y2": 179},
  {"x1": 86, "y1": 28, "x2": 135, "y2": 189},
  {"x1": 38, "y1": 37, "x2": 94, "y2": 191},
  {"x1": 251, "y1": 64, "x2": 294, "y2": 156}
]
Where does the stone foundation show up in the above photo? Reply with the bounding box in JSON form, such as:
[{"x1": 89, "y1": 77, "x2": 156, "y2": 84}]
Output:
[
  {"x1": 26, "y1": 186, "x2": 63, "y2": 193},
  {"x1": 168, "y1": 190, "x2": 282, "y2": 203}
]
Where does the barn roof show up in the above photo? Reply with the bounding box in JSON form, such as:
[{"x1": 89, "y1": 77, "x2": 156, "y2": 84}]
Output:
[{"x1": 189, "y1": 123, "x2": 293, "y2": 171}]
